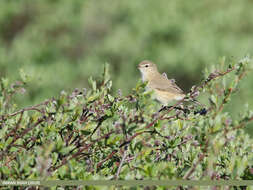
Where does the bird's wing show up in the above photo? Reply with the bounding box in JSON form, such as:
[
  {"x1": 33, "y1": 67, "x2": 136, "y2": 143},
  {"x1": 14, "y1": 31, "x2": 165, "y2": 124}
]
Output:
[
  {"x1": 149, "y1": 75, "x2": 184, "y2": 94},
  {"x1": 162, "y1": 73, "x2": 176, "y2": 84}
]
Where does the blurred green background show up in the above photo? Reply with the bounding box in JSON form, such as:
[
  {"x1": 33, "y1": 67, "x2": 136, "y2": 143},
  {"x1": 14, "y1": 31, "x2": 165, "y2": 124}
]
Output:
[{"x1": 0, "y1": 0, "x2": 253, "y2": 115}]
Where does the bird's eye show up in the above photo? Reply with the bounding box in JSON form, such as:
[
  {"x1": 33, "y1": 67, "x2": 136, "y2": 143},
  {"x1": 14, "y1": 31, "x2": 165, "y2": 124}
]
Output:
[{"x1": 145, "y1": 65, "x2": 149, "y2": 68}]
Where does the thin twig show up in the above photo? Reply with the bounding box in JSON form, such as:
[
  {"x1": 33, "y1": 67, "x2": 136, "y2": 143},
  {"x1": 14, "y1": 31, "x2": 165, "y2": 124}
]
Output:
[
  {"x1": 97, "y1": 150, "x2": 117, "y2": 169},
  {"x1": 5, "y1": 110, "x2": 24, "y2": 141},
  {"x1": 232, "y1": 115, "x2": 253, "y2": 130},
  {"x1": 49, "y1": 131, "x2": 114, "y2": 172},
  {"x1": 183, "y1": 153, "x2": 205, "y2": 180},
  {"x1": 8, "y1": 107, "x2": 43, "y2": 117},
  {"x1": 0, "y1": 99, "x2": 51, "y2": 121},
  {"x1": 115, "y1": 147, "x2": 128, "y2": 179},
  {"x1": 5, "y1": 117, "x2": 45, "y2": 151},
  {"x1": 183, "y1": 138, "x2": 209, "y2": 179}
]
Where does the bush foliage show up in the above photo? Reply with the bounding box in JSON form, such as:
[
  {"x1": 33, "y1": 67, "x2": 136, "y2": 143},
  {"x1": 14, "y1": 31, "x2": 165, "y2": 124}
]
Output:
[{"x1": 0, "y1": 57, "x2": 253, "y2": 189}]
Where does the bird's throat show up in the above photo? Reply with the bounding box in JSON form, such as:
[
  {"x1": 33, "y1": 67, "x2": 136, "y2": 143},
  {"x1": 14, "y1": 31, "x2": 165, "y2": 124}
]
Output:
[{"x1": 140, "y1": 70, "x2": 159, "y2": 82}]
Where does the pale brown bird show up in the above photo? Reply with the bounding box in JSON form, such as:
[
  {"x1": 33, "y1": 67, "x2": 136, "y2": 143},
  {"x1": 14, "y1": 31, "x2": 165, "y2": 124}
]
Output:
[{"x1": 138, "y1": 60, "x2": 185, "y2": 105}]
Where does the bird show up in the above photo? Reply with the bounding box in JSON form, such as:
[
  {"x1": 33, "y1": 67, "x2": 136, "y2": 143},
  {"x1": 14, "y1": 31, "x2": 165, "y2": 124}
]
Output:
[{"x1": 138, "y1": 60, "x2": 185, "y2": 105}]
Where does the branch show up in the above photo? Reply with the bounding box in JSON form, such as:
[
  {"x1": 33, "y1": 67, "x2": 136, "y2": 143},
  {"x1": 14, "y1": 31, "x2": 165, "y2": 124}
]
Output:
[
  {"x1": 183, "y1": 153, "x2": 205, "y2": 180},
  {"x1": 5, "y1": 110, "x2": 24, "y2": 141},
  {"x1": 5, "y1": 117, "x2": 46, "y2": 151},
  {"x1": 232, "y1": 115, "x2": 253, "y2": 130},
  {"x1": 97, "y1": 150, "x2": 117, "y2": 169},
  {"x1": 48, "y1": 131, "x2": 114, "y2": 172},
  {"x1": 0, "y1": 99, "x2": 51, "y2": 121},
  {"x1": 115, "y1": 147, "x2": 128, "y2": 179}
]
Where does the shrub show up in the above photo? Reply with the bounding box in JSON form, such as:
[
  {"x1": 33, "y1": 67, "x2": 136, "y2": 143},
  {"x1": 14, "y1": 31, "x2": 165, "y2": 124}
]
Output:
[{"x1": 0, "y1": 57, "x2": 253, "y2": 187}]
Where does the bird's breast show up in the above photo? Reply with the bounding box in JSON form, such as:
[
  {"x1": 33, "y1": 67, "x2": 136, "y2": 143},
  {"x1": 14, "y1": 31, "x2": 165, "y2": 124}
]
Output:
[{"x1": 153, "y1": 89, "x2": 185, "y2": 105}]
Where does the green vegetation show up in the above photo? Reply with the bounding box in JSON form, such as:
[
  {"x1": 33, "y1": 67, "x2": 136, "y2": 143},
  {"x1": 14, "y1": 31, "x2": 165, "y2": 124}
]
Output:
[
  {"x1": 0, "y1": 58, "x2": 253, "y2": 189},
  {"x1": 0, "y1": 0, "x2": 253, "y2": 111}
]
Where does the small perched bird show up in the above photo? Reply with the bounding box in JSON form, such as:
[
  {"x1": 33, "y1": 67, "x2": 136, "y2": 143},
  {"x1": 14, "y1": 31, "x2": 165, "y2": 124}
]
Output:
[{"x1": 138, "y1": 60, "x2": 185, "y2": 105}]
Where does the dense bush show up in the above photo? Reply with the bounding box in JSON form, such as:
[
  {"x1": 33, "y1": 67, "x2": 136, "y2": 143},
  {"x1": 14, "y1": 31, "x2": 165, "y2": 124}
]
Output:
[{"x1": 0, "y1": 57, "x2": 253, "y2": 190}]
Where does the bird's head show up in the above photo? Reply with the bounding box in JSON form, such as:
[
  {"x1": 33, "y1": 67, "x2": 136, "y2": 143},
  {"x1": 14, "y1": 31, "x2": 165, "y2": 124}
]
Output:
[
  {"x1": 138, "y1": 60, "x2": 158, "y2": 73},
  {"x1": 138, "y1": 60, "x2": 159, "y2": 82}
]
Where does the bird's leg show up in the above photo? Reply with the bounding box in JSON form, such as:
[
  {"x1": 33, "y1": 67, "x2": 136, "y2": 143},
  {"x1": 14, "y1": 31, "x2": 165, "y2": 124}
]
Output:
[
  {"x1": 158, "y1": 105, "x2": 167, "y2": 112},
  {"x1": 159, "y1": 101, "x2": 207, "y2": 116},
  {"x1": 159, "y1": 105, "x2": 190, "y2": 115},
  {"x1": 181, "y1": 105, "x2": 190, "y2": 115}
]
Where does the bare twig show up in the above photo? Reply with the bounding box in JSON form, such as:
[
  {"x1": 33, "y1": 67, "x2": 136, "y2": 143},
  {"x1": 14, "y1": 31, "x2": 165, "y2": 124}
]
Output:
[
  {"x1": 115, "y1": 147, "x2": 128, "y2": 179},
  {"x1": 0, "y1": 99, "x2": 51, "y2": 121},
  {"x1": 8, "y1": 107, "x2": 43, "y2": 117}
]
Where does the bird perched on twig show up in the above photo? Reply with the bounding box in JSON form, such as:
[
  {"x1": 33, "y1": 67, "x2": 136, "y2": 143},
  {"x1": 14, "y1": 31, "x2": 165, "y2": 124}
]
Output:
[{"x1": 138, "y1": 60, "x2": 185, "y2": 105}]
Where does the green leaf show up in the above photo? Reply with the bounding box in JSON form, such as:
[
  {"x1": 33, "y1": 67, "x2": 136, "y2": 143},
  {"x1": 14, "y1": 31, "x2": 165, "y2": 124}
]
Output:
[
  {"x1": 103, "y1": 63, "x2": 110, "y2": 85},
  {"x1": 81, "y1": 130, "x2": 91, "y2": 135},
  {"x1": 88, "y1": 76, "x2": 97, "y2": 91}
]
